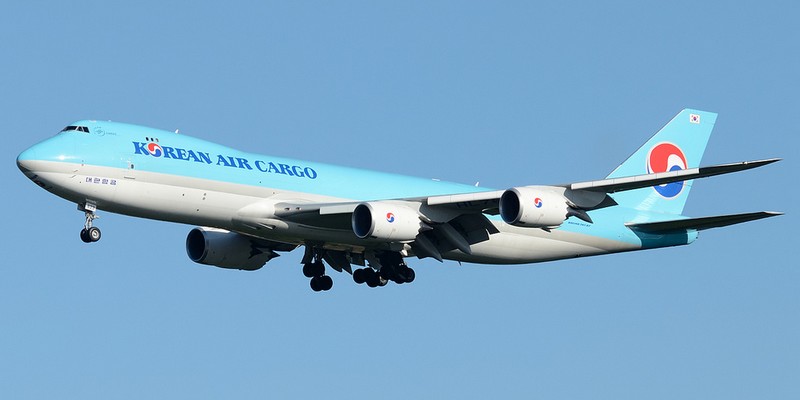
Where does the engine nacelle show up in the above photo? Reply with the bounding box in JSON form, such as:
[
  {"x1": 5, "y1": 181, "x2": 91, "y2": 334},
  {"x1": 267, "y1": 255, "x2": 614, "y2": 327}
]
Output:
[
  {"x1": 499, "y1": 187, "x2": 571, "y2": 228},
  {"x1": 186, "y1": 227, "x2": 275, "y2": 271},
  {"x1": 352, "y1": 202, "x2": 424, "y2": 241}
]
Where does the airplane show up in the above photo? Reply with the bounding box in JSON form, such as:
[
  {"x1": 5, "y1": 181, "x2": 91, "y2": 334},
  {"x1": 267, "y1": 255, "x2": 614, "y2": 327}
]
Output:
[{"x1": 16, "y1": 109, "x2": 781, "y2": 291}]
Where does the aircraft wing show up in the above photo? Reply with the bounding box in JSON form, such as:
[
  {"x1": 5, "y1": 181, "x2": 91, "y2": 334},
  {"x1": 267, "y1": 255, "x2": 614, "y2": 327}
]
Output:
[
  {"x1": 568, "y1": 158, "x2": 780, "y2": 193},
  {"x1": 266, "y1": 158, "x2": 779, "y2": 227},
  {"x1": 236, "y1": 158, "x2": 779, "y2": 261}
]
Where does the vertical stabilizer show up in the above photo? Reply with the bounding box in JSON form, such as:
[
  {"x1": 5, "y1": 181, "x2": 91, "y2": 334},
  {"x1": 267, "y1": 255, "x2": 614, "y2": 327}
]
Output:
[{"x1": 607, "y1": 109, "x2": 717, "y2": 215}]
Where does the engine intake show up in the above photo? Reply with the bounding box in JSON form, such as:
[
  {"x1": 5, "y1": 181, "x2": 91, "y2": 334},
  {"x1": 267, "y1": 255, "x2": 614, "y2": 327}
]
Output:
[
  {"x1": 352, "y1": 202, "x2": 424, "y2": 241},
  {"x1": 499, "y1": 187, "x2": 573, "y2": 228},
  {"x1": 186, "y1": 227, "x2": 276, "y2": 270}
]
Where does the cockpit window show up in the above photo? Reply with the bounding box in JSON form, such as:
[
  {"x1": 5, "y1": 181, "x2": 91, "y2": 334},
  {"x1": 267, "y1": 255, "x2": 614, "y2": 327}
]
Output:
[{"x1": 61, "y1": 125, "x2": 90, "y2": 133}]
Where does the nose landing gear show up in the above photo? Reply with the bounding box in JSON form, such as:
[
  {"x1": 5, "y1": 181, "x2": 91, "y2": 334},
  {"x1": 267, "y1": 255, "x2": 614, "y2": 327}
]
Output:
[{"x1": 79, "y1": 208, "x2": 101, "y2": 243}]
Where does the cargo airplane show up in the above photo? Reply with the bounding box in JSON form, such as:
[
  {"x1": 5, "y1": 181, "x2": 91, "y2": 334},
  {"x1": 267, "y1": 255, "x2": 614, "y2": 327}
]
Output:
[{"x1": 16, "y1": 109, "x2": 781, "y2": 291}]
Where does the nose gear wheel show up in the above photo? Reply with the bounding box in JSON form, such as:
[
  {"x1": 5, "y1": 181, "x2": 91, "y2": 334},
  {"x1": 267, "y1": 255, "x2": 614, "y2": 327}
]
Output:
[{"x1": 79, "y1": 210, "x2": 101, "y2": 243}]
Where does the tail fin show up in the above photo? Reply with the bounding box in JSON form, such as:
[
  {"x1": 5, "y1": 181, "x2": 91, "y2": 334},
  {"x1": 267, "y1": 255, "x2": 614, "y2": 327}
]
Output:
[{"x1": 607, "y1": 109, "x2": 718, "y2": 214}]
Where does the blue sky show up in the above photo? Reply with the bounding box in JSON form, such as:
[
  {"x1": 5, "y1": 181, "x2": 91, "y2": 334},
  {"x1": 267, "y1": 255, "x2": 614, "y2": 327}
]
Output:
[{"x1": 2, "y1": 1, "x2": 797, "y2": 399}]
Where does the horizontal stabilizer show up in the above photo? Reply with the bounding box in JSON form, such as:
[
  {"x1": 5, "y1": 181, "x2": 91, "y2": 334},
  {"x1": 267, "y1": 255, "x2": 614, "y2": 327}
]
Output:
[
  {"x1": 571, "y1": 158, "x2": 781, "y2": 194},
  {"x1": 626, "y1": 211, "x2": 783, "y2": 233}
]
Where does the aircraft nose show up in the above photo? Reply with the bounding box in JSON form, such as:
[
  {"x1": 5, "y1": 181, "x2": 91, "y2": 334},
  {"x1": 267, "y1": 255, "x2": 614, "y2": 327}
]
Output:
[
  {"x1": 18, "y1": 132, "x2": 79, "y2": 177},
  {"x1": 16, "y1": 145, "x2": 39, "y2": 175}
]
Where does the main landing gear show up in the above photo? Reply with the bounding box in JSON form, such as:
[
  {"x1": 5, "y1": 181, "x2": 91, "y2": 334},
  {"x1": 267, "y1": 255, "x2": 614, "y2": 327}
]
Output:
[
  {"x1": 300, "y1": 247, "x2": 416, "y2": 292},
  {"x1": 303, "y1": 256, "x2": 334, "y2": 292},
  {"x1": 352, "y1": 252, "x2": 415, "y2": 288},
  {"x1": 79, "y1": 209, "x2": 101, "y2": 243}
]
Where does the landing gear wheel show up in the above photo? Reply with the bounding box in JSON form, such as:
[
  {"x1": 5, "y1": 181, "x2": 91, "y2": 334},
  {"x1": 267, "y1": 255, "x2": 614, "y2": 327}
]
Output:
[
  {"x1": 319, "y1": 275, "x2": 333, "y2": 291},
  {"x1": 310, "y1": 276, "x2": 322, "y2": 292},
  {"x1": 388, "y1": 267, "x2": 404, "y2": 284},
  {"x1": 404, "y1": 268, "x2": 415, "y2": 283},
  {"x1": 87, "y1": 227, "x2": 101, "y2": 242},
  {"x1": 353, "y1": 268, "x2": 366, "y2": 284},
  {"x1": 80, "y1": 209, "x2": 101, "y2": 243},
  {"x1": 378, "y1": 269, "x2": 392, "y2": 281},
  {"x1": 302, "y1": 263, "x2": 315, "y2": 278},
  {"x1": 365, "y1": 269, "x2": 379, "y2": 288},
  {"x1": 310, "y1": 275, "x2": 333, "y2": 292}
]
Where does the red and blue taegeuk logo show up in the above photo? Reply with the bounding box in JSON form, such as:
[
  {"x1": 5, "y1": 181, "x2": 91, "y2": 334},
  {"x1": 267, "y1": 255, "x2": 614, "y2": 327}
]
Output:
[
  {"x1": 386, "y1": 212, "x2": 395, "y2": 223},
  {"x1": 647, "y1": 142, "x2": 687, "y2": 198},
  {"x1": 534, "y1": 197, "x2": 543, "y2": 208},
  {"x1": 147, "y1": 142, "x2": 163, "y2": 157}
]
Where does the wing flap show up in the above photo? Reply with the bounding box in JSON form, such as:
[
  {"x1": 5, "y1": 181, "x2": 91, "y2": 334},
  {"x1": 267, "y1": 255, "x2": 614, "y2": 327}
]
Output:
[
  {"x1": 426, "y1": 190, "x2": 504, "y2": 206},
  {"x1": 626, "y1": 211, "x2": 782, "y2": 233}
]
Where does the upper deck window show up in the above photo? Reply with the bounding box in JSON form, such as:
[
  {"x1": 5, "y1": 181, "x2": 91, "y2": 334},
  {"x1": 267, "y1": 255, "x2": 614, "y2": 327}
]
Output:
[{"x1": 61, "y1": 125, "x2": 90, "y2": 133}]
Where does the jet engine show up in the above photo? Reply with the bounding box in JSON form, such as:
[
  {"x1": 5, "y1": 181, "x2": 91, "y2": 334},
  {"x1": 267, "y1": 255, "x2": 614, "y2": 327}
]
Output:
[
  {"x1": 185, "y1": 227, "x2": 278, "y2": 270},
  {"x1": 499, "y1": 187, "x2": 576, "y2": 228},
  {"x1": 352, "y1": 202, "x2": 425, "y2": 241}
]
